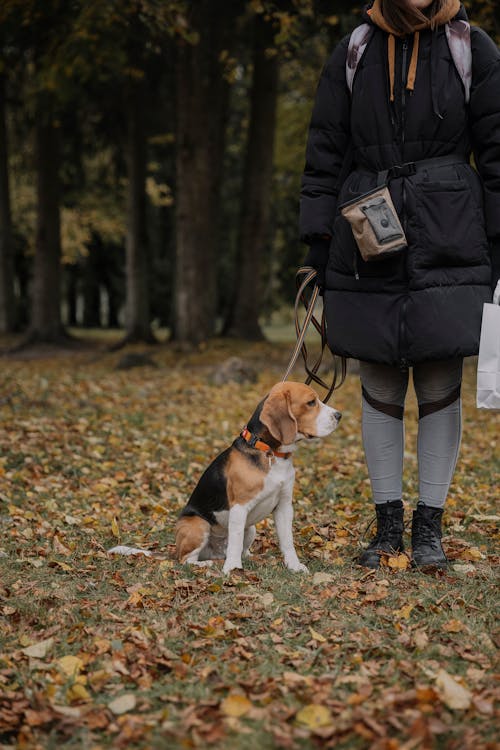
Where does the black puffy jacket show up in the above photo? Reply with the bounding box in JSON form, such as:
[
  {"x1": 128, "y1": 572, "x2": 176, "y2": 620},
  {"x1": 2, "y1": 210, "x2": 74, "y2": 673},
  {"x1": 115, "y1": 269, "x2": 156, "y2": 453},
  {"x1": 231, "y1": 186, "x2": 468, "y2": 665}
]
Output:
[{"x1": 300, "y1": 3, "x2": 500, "y2": 367}]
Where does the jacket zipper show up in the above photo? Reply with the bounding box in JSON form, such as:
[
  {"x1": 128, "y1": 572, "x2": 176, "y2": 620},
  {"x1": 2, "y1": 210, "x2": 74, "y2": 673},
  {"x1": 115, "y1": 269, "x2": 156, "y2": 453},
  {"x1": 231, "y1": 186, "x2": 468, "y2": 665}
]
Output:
[
  {"x1": 353, "y1": 249, "x2": 359, "y2": 280},
  {"x1": 399, "y1": 38, "x2": 409, "y2": 370},
  {"x1": 401, "y1": 39, "x2": 408, "y2": 150}
]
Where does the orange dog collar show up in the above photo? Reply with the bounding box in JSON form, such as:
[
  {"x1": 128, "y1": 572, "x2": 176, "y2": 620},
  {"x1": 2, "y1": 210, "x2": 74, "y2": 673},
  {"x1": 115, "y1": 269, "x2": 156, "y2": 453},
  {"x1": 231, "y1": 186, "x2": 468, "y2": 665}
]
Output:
[{"x1": 240, "y1": 427, "x2": 291, "y2": 459}]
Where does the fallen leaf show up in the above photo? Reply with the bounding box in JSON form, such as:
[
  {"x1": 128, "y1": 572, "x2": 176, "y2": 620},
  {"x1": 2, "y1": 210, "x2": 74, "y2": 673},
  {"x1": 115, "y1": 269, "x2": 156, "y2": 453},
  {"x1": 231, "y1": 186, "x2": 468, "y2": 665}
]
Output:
[
  {"x1": 259, "y1": 593, "x2": 274, "y2": 608},
  {"x1": 67, "y1": 683, "x2": 91, "y2": 702},
  {"x1": 416, "y1": 686, "x2": 438, "y2": 703},
  {"x1": 53, "y1": 535, "x2": 72, "y2": 556},
  {"x1": 394, "y1": 603, "x2": 414, "y2": 619},
  {"x1": 58, "y1": 655, "x2": 84, "y2": 677},
  {"x1": 385, "y1": 553, "x2": 410, "y2": 570},
  {"x1": 111, "y1": 517, "x2": 120, "y2": 538},
  {"x1": 108, "y1": 545, "x2": 152, "y2": 557},
  {"x1": 220, "y1": 694, "x2": 252, "y2": 717},
  {"x1": 309, "y1": 626, "x2": 327, "y2": 643},
  {"x1": 413, "y1": 629, "x2": 429, "y2": 649},
  {"x1": 296, "y1": 704, "x2": 333, "y2": 729},
  {"x1": 21, "y1": 637, "x2": 54, "y2": 659},
  {"x1": 443, "y1": 619, "x2": 465, "y2": 633},
  {"x1": 312, "y1": 572, "x2": 334, "y2": 585},
  {"x1": 435, "y1": 669, "x2": 472, "y2": 710},
  {"x1": 108, "y1": 693, "x2": 137, "y2": 715},
  {"x1": 452, "y1": 563, "x2": 476, "y2": 573},
  {"x1": 457, "y1": 547, "x2": 483, "y2": 561},
  {"x1": 52, "y1": 705, "x2": 82, "y2": 718}
]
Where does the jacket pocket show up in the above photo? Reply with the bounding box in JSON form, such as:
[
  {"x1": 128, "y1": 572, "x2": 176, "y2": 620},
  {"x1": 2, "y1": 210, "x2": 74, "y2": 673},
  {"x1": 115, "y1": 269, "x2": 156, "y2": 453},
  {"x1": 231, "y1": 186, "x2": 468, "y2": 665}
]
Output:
[{"x1": 415, "y1": 180, "x2": 488, "y2": 267}]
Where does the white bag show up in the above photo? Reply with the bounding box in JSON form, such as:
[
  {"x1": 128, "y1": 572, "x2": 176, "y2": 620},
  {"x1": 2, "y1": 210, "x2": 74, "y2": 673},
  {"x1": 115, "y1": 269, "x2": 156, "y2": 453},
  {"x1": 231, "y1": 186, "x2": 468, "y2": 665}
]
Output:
[{"x1": 477, "y1": 302, "x2": 500, "y2": 409}]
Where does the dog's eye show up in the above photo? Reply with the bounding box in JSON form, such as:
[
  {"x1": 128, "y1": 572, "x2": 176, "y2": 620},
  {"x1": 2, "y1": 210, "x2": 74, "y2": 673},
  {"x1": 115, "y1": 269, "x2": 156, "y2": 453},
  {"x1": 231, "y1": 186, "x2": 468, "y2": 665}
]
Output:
[{"x1": 307, "y1": 399, "x2": 316, "y2": 407}]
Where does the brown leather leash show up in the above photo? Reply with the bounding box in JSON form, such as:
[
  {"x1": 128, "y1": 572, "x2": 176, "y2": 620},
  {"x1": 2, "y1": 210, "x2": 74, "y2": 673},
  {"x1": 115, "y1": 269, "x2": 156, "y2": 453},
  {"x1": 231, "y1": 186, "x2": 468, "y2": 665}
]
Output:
[{"x1": 281, "y1": 267, "x2": 347, "y2": 403}]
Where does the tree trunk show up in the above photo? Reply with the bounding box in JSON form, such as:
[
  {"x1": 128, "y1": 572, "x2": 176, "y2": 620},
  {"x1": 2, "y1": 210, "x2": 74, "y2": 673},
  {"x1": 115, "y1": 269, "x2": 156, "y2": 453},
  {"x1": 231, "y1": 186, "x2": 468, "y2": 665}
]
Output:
[
  {"x1": 65, "y1": 265, "x2": 78, "y2": 327},
  {"x1": 0, "y1": 73, "x2": 15, "y2": 333},
  {"x1": 173, "y1": 0, "x2": 232, "y2": 344},
  {"x1": 122, "y1": 77, "x2": 155, "y2": 343},
  {"x1": 29, "y1": 94, "x2": 66, "y2": 342},
  {"x1": 224, "y1": 16, "x2": 279, "y2": 339}
]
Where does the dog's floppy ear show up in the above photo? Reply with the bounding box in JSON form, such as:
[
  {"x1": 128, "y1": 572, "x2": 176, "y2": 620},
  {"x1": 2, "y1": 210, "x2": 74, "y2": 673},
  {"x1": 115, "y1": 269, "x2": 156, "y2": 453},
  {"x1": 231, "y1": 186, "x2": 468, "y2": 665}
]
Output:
[{"x1": 260, "y1": 387, "x2": 297, "y2": 445}]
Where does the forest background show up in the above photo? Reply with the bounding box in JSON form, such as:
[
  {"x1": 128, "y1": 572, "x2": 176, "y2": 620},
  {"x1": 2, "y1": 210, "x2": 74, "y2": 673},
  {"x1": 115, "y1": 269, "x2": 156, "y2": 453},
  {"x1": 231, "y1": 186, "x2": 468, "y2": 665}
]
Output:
[{"x1": 0, "y1": 0, "x2": 498, "y2": 348}]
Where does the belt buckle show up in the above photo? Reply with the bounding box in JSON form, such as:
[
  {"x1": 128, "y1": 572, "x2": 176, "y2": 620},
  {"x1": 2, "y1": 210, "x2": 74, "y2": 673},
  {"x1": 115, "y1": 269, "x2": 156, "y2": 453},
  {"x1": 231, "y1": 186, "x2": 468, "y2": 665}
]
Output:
[
  {"x1": 391, "y1": 162, "x2": 416, "y2": 178},
  {"x1": 248, "y1": 433, "x2": 259, "y2": 448}
]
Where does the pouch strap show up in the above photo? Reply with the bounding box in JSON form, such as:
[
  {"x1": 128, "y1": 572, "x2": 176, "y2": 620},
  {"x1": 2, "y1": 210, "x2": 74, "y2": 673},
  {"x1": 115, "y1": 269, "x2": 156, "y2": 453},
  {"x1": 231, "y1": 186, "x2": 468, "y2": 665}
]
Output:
[{"x1": 375, "y1": 153, "x2": 467, "y2": 185}]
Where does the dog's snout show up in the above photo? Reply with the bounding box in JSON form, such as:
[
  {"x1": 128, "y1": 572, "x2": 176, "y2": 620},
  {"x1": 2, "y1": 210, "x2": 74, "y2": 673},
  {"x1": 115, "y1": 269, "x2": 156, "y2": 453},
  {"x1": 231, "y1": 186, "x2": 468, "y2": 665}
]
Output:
[{"x1": 334, "y1": 411, "x2": 342, "y2": 421}]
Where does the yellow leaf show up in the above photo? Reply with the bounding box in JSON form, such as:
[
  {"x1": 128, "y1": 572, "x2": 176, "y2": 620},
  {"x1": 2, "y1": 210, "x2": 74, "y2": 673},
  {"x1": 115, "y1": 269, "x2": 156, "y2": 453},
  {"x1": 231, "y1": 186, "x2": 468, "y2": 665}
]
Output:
[
  {"x1": 435, "y1": 669, "x2": 472, "y2": 710},
  {"x1": 126, "y1": 591, "x2": 143, "y2": 608},
  {"x1": 58, "y1": 655, "x2": 83, "y2": 677},
  {"x1": 443, "y1": 619, "x2": 465, "y2": 633},
  {"x1": 296, "y1": 704, "x2": 333, "y2": 729},
  {"x1": 111, "y1": 517, "x2": 120, "y2": 538},
  {"x1": 52, "y1": 560, "x2": 72, "y2": 571},
  {"x1": 66, "y1": 683, "x2": 90, "y2": 702},
  {"x1": 394, "y1": 603, "x2": 414, "y2": 619},
  {"x1": 108, "y1": 693, "x2": 137, "y2": 715},
  {"x1": 458, "y1": 547, "x2": 483, "y2": 561},
  {"x1": 310, "y1": 535, "x2": 323, "y2": 545},
  {"x1": 385, "y1": 553, "x2": 410, "y2": 570},
  {"x1": 220, "y1": 694, "x2": 252, "y2": 717},
  {"x1": 309, "y1": 627, "x2": 327, "y2": 643}
]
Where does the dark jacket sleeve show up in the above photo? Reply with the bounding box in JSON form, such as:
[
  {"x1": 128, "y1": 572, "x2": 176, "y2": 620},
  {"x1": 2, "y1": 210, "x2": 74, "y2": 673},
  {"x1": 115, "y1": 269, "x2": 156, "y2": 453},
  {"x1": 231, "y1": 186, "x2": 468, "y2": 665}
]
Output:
[
  {"x1": 299, "y1": 36, "x2": 351, "y2": 244},
  {"x1": 469, "y1": 27, "x2": 500, "y2": 285}
]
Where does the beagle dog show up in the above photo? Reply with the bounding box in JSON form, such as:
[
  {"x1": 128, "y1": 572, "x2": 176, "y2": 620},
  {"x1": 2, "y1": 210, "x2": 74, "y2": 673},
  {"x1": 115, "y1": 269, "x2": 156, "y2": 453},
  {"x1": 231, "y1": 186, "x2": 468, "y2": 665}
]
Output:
[{"x1": 175, "y1": 382, "x2": 341, "y2": 574}]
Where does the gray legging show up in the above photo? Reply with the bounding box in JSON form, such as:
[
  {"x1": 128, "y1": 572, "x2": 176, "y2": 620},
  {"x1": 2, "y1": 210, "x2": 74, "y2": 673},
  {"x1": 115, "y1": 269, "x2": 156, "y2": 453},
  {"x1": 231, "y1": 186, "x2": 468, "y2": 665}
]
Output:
[{"x1": 360, "y1": 359, "x2": 463, "y2": 508}]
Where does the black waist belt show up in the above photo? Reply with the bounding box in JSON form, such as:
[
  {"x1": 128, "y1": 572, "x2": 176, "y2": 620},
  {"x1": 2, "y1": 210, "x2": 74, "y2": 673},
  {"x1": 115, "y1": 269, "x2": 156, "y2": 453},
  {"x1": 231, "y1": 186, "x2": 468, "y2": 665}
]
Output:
[{"x1": 374, "y1": 153, "x2": 468, "y2": 185}]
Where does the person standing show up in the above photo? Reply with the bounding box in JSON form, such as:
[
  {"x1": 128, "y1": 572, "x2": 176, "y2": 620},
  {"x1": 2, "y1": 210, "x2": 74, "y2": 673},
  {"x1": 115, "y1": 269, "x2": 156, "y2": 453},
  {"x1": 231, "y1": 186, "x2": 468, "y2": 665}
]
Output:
[{"x1": 300, "y1": 0, "x2": 500, "y2": 567}]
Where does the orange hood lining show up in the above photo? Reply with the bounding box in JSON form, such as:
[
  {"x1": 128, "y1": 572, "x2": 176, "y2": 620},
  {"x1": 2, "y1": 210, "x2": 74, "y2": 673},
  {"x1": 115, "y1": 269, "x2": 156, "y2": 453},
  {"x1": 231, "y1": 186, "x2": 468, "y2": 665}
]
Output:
[{"x1": 367, "y1": 0, "x2": 461, "y2": 100}]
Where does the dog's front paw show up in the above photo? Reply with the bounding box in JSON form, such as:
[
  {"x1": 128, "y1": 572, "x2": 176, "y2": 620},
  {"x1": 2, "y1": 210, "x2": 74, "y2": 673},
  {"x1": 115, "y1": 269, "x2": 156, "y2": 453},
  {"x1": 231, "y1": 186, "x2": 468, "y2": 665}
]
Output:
[
  {"x1": 285, "y1": 560, "x2": 309, "y2": 574},
  {"x1": 222, "y1": 560, "x2": 243, "y2": 575}
]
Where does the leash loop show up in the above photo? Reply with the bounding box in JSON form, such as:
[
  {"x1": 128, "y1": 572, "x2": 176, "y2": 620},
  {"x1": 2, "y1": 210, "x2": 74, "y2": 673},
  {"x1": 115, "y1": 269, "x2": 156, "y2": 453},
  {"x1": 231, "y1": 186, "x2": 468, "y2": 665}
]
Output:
[{"x1": 282, "y1": 267, "x2": 347, "y2": 403}]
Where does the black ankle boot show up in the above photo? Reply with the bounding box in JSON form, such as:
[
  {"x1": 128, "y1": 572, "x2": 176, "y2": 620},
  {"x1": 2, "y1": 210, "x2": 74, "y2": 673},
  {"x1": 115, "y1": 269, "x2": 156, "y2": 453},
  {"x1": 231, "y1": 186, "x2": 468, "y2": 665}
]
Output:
[
  {"x1": 358, "y1": 500, "x2": 405, "y2": 568},
  {"x1": 411, "y1": 502, "x2": 448, "y2": 568}
]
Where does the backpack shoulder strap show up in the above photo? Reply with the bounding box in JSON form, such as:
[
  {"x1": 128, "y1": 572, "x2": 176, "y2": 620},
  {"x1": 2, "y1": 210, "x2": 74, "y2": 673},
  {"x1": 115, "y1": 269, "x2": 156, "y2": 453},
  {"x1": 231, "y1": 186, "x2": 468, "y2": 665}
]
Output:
[
  {"x1": 445, "y1": 20, "x2": 472, "y2": 103},
  {"x1": 346, "y1": 21, "x2": 472, "y2": 104},
  {"x1": 346, "y1": 24, "x2": 374, "y2": 94}
]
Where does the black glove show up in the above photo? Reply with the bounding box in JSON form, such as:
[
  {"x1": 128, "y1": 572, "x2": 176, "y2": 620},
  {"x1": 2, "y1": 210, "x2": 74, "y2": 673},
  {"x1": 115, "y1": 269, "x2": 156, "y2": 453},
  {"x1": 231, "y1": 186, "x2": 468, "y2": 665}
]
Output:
[{"x1": 303, "y1": 237, "x2": 330, "y2": 292}]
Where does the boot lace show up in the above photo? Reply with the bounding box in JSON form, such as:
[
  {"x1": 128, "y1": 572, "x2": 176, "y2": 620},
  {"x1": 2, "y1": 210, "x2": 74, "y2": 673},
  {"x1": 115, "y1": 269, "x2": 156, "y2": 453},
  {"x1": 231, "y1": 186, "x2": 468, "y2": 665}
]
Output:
[
  {"x1": 413, "y1": 517, "x2": 439, "y2": 546},
  {"x1": 362, "y1": 513, "x2": 401, "y2": 547}
]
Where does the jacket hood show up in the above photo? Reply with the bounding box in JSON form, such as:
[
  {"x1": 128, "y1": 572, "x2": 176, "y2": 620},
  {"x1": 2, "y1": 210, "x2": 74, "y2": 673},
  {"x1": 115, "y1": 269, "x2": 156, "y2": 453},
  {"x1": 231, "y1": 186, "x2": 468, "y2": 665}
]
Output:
[
  {"x1": 362, "y1": 1, "x2": 467, "y2": 35},
  {"x1": 361, "y1": 1, "x2": 467, "y2": 116}
]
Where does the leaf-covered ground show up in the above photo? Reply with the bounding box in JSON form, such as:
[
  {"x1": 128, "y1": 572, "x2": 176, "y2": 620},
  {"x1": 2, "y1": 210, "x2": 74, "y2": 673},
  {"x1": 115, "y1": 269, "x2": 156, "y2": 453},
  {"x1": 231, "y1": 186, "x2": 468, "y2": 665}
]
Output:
[{"x1": 0, "y1": 339, "x2": 498, "y2": 749}]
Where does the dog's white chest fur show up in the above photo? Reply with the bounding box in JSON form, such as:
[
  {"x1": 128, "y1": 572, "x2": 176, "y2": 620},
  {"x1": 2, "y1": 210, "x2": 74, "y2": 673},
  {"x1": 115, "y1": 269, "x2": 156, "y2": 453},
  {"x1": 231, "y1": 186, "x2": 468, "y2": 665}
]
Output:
[{"x1": 214, "y1": 457, "x2": 294, "y2": 529}]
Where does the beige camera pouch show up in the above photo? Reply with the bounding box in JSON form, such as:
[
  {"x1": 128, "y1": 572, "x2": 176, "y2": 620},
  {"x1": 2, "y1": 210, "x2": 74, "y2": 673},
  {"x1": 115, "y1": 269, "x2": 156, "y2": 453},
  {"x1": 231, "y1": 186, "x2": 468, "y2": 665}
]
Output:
[{"x1": 340, "y1": 186, "x2": 407, "y2": 261}]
